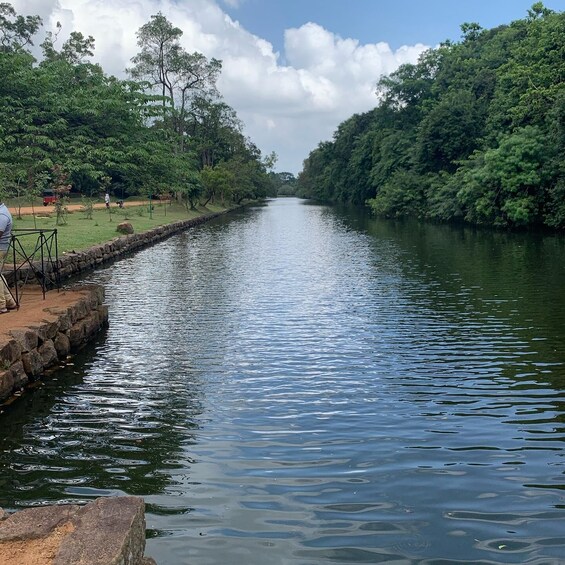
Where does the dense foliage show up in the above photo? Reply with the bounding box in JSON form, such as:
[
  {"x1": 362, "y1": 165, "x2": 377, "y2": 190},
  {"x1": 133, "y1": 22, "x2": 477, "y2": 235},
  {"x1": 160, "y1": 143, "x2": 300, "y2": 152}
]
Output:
[
  {"x1": 0, "y1": 3, "x2": 275, "y2": 207},
  {"x1": 297, "y1": 3, "x2": 565, "y2": 229}
]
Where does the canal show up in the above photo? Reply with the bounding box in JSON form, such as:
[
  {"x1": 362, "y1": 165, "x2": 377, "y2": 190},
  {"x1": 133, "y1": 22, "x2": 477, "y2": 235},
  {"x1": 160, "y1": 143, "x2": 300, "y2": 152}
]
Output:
[{"x1": 1, "y1": 198, "x2": 564, "y2": 563}]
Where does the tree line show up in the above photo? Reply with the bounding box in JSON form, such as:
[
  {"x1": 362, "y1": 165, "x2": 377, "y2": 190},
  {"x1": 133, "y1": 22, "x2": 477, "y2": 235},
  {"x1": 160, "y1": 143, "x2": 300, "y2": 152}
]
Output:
[
  {"x1": 297, "y1": 3, "x2": 565, "y2": 229},
  {"x1": 0, "y1": 3, "x2": 277, "y2": 207}
]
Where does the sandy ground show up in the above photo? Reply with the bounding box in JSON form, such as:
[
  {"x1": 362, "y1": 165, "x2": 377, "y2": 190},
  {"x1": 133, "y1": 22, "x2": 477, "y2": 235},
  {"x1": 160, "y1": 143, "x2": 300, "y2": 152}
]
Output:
[
  {"x1": 8, "y1": 200, "x2": 155, "y2": 217},
  {"x1": 0, "y1": 287, "x2": 92, "y2": 338}
]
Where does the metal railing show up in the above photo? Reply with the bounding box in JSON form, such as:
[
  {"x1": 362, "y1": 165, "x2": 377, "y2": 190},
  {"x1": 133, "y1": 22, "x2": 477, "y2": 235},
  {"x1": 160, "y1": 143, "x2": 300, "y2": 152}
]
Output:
[{"x1": 4, "y1": 229, "x2": 60, "y2": 306}]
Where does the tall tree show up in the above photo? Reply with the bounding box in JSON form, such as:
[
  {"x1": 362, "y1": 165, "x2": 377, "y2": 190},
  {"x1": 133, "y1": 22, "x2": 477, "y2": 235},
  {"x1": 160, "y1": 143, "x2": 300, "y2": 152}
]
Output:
[{"x1": 128, "y1": 12, "x2": 222, "y2": 152}]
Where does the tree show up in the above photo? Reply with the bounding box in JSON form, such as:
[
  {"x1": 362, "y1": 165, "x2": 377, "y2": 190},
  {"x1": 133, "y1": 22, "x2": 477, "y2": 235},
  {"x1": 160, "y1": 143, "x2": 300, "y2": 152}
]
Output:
[
  {"x1": 271, "y1": 172, "x2": 298, "y2": 196},
  {"x1": 186, "y1": 96, "x2": 243, "y2": 168},
  {"x1": 298, "y1": 3, "x2": 565, "y2": 228},
  {"x1": 416, "y1": 89, "x2": 484, "y2": 173},
  {"x1": 456, "y1": 126, "x2": 549, "y2": 226},
  {"x1": 41, "y1": 24, "x2": 95, "y2": 65},
  {"x1": 0, "y1": 2, "x2": 41, "y2": 53},
  {"x1": 128, "y1": 13, "x2": 222, "y2": 152},
  {"x1": 0, "y1": 4, "x2": 271, "y2": 212}
]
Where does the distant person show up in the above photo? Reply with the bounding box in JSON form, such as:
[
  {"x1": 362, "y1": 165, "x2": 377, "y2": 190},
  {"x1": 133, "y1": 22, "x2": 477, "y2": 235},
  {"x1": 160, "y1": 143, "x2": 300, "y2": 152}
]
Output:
[
  {"x1": 105, "y1": 192, "x2": 110, "y2": 208},
  {"x1": 0, "y1": 200, "x2": 16, "y2": 313}
]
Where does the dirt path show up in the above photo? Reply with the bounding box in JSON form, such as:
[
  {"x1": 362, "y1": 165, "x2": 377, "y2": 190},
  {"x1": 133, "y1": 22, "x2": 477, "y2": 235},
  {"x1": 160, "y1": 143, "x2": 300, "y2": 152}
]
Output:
[
  {"x1": 0, "y1": 287, "x2": 95, "y2": 340},
  {"x1": 9, "y1": 200, "x2": 154, "y2": 217}
]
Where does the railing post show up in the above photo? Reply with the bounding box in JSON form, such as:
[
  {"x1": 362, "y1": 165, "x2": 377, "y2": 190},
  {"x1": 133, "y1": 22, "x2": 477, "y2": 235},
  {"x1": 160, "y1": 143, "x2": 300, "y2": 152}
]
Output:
[
  {"x1": 54, "y1": 228, "x2": 60, "y2": 291},
  {"x1": 11, "y1": 233, "x2": 19, "y2": 309},
  {"x1": 40, "y1": 230, "x2": 46, "y2": 299}
]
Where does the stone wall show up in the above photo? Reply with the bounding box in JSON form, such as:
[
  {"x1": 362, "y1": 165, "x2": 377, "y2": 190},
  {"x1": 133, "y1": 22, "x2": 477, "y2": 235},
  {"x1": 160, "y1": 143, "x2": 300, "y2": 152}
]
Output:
[
  {"x1": 8, "y1": 211, "x2": 227, "y2": 285},
  {"x1": 0, "y1": 285, "x2": 108, "y2": 404}
]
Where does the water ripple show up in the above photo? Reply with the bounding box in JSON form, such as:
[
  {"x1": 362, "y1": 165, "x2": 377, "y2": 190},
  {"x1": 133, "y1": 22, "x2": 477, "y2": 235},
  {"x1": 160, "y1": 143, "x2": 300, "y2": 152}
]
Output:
[{"x1": 0, "y1": 199, "x2": 564, "y2": 563}]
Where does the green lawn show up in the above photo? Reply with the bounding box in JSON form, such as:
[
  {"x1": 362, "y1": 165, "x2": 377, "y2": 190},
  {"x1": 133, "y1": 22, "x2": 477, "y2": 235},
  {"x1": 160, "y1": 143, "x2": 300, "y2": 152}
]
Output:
[{"x1": 11, "y1": 201, "x2": 228, "y2": 255}]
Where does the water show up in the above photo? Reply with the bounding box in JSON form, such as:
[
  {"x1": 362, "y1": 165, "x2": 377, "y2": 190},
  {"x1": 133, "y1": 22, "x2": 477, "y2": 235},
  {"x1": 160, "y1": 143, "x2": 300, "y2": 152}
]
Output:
[{"x1": 0, "y1": 198, "x2": 564, "y2": 563}]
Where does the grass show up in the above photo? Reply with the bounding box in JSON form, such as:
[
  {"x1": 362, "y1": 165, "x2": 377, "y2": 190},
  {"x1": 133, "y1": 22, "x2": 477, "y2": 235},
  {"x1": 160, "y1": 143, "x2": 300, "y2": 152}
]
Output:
[{"x1": 11, "y1": 200, "x2": 229, "y2": 255}]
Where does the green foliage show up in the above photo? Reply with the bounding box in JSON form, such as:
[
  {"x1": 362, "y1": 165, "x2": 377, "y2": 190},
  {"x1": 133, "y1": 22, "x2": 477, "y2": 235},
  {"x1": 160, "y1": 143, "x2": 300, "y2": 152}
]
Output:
[
  {"x1": 456, "y1": 126, "x2": 548, "y2": 226},
  {"x1": 298, "y1": 3, "x2": 565, "y2": 229},
  {"x1": 0, "y1": 2, "x2": 41, "y2": 53},
  {"x1": 367, "y1": 170, "x2": 425, "y2": 218},
  {"x1": 416, "y1": 90, "x2": 485, "y2": 173},
  {"x1": 0, "y1": 5, "x2": 271, "y2": 215},
  {"x1": 270, "y1": 172, "x2": 297, "y2": 196}
]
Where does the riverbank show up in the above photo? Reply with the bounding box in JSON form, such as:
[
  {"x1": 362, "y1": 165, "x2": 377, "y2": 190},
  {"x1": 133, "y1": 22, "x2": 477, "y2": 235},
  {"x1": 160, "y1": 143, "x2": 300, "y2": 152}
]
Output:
[
  {"x1": 1, "y1": 205, "x2": 235, "y2": 404},
  {"x1": 0, "y1": 285, "x2": 108, "y2": 405},
  {"x1": 11, "y1": 201, "x2": 229, "y2": 256},
  {"x1": 0, "y1": 202, "x2": 241, "y2": 564},
  {"x1": 7, "y1": 206, "x2": 232, "y2": 288}
]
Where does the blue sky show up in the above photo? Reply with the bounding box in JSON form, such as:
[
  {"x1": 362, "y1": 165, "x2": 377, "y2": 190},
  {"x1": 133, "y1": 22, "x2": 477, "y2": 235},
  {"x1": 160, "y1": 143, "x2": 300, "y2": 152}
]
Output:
[
  {"x1": 12, "y1": 0, "x2": 565, "y2": 173},
  {"x1": 223, "y1": 0, "x2": 565, "y2": 54}
]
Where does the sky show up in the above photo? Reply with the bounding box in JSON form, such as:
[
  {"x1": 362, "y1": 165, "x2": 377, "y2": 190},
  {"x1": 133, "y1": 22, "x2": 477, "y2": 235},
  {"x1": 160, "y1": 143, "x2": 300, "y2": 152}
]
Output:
[{"x1": 10, "y1": 0, "x2": 565, "y2": 174}]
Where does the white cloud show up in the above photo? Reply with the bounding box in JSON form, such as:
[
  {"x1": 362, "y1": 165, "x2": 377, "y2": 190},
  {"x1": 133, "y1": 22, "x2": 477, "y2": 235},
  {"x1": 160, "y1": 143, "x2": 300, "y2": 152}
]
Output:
[{"x1": 10, "y1": 0, "x2": 428, "y2": 173}]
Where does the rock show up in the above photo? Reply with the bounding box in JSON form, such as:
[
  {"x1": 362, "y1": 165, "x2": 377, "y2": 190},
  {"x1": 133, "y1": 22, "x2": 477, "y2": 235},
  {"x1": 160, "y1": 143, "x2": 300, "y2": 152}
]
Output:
[
  {"x1": 0, "y1": 338, "x2": 22, "y2": 365},
  {"x1": 0, "y1": 497, "x2": 152, "y2": 565},
  {"x1": 21, "y1": 350, "x2": 44, "y2": 378},
  {"x1": 67, "y1": 323, "x2": 86, "y2": 349},
  {"x1": 0, "y1": 504, "x2": 80, "y2": 542},
  {"x1": 117, "y1": 222, "x2": 134, "y2": 235},
  {"x1": 38, "y1": 339, "x2": 58, "y2": 368},
  {"x1": 54, "y1": 497, "x2": 146, "y2": 565},
  {"x1": 53, "y1": 333, "x2": 71, "y2": 358},
  {"x1": 0, "y1": 369, "x2": 15, "y2": 400},
  {"x1": 10, "y1": 361, "x2": 27, "y2": 389},
  {"x1": 8, "y1": 329, "x2": 38, "y2": 353}
]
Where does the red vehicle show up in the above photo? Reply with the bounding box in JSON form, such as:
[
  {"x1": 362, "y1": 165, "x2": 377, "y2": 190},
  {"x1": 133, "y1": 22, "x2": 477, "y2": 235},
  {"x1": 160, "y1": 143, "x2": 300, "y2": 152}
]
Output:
[{"x1": 42, "y1": 190, "x2": 58, "y2": 206}]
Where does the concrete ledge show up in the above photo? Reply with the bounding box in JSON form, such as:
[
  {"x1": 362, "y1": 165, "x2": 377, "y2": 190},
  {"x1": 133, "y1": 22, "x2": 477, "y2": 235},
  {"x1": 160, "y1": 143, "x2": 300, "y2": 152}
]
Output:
[{"x1": 0, "y1": 497, "x2": 156, "y2": 565}]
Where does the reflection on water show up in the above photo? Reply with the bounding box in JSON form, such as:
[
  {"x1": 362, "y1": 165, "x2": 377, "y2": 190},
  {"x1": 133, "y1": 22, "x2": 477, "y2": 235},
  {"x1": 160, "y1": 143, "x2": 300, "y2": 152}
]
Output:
[{"x1": 0, "y1": 198, "x2": 564, "y2": 563}]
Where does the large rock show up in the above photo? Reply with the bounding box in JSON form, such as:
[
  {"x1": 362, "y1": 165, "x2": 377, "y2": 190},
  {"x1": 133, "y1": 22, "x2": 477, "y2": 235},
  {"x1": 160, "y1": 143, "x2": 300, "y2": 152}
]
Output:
[
  {"x1": 9, "y1": 361, "x2": 27, "y2": 389},
  {"x1": 53, "y1": 332, "x2": 71, "y2": 358},
  {"x1": 0, "y1": 504, "x2": 81, "y2": 542},
  {"x1": 38, "y1": 339, "x2": 58, "y2": 368},
  {"x1": 8, "y1": 329, "x2": 38, "y2": 353},
  {"x1": 0, "y1": 497, "x2": 153, "y2": 565},
  {"x1": 117, "y1": 222, "x2": 134, "y2": 235},
  {"x1": 21, "y1": 350, "x2": 44, "y2": 378},
  {"x1": 55, "y1": 497, "x2": 147, "y2": 565},
  {"x1": 0, "y1": 338, "x2": 21, "y2": 365},
  {"x1": 0, "y1": 369, "x2": 15, "y2": 400}
]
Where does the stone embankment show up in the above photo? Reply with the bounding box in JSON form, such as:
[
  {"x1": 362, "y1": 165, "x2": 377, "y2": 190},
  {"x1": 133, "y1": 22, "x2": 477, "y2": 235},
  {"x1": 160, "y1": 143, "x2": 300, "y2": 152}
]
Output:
[
  {"x1": 0, "y1": 496, "x2": 156, "y2": 565},
  {"x1": 14, "y1": 212, "x2": 226, "y2": 285},
  {"x1": 0, "y1": 285, "x2": 108, "y2": 404},
  {"x1": 1, "y1": 210, "x2": 228, "y2": 403}
]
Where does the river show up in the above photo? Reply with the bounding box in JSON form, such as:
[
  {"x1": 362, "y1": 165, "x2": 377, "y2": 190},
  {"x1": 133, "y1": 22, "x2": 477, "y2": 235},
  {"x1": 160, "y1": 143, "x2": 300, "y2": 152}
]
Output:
[{"x1": 0, "y1": 198, "x2": 564, "y2": 563}]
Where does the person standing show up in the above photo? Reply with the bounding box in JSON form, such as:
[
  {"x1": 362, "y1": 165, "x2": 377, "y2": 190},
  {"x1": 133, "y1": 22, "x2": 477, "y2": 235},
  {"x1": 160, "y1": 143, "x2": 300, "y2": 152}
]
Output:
[
  {"x1": 105, "y1": 192, "x2": 110, "y2": 208},
  {"x1": 0, "y1": 200, "x2": 16, "y2": 313}
]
